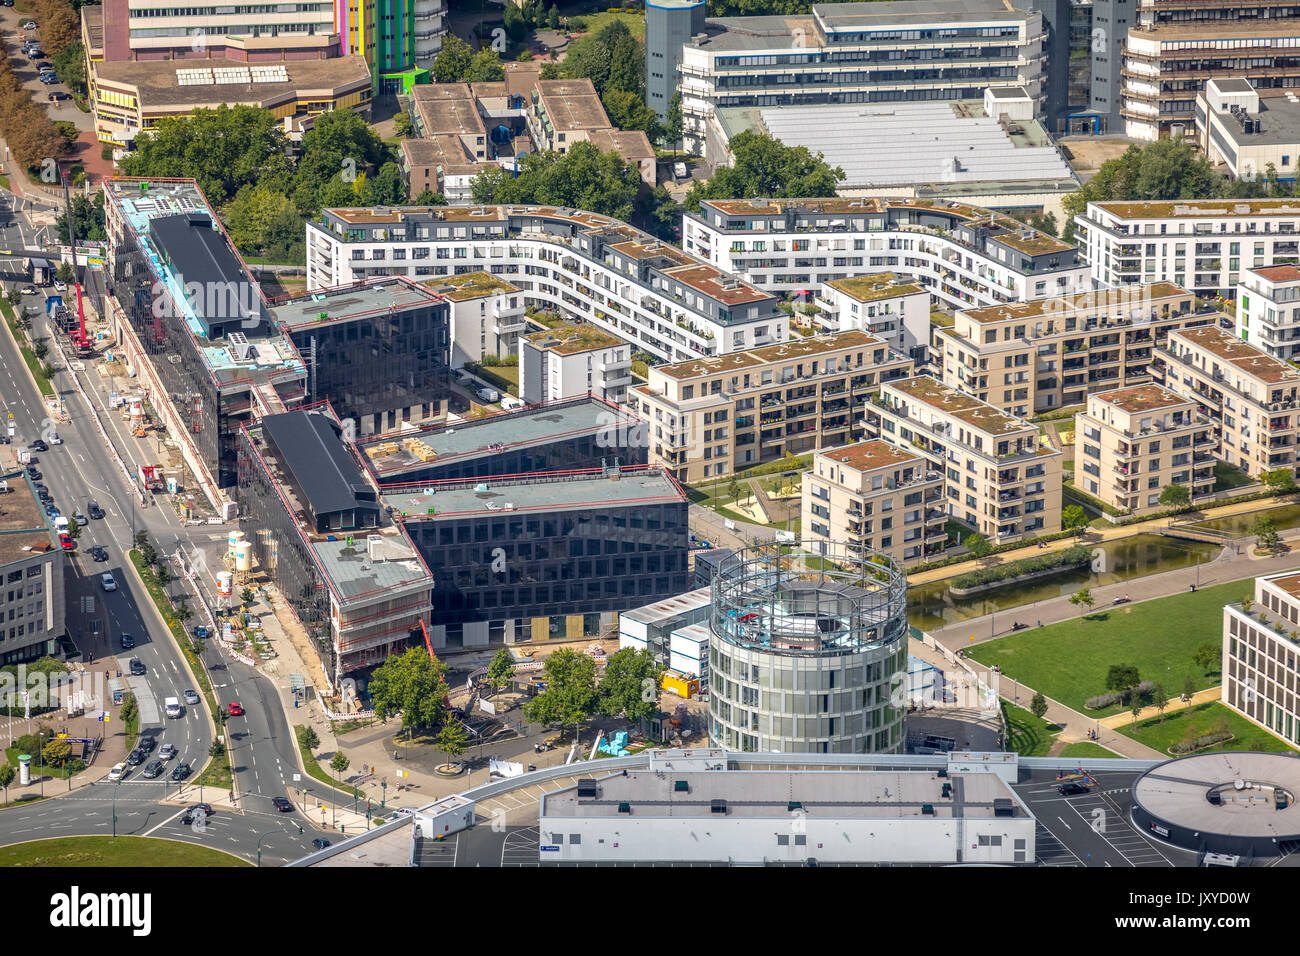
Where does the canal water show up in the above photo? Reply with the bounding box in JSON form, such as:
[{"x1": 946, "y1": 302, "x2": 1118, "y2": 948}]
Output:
[
  {"x1": 907, "y1": 534, "x2": 1221, "y2": 632},
  {"x1": 1187, "y1": 503, "x2": 1300, "y2": 536}
]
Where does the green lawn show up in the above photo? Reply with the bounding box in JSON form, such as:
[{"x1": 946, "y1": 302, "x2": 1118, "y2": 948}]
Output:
[
  {"x1": 1213, "y1": 461, "x2": 1255, "y2": 492},
  {"x1": 969, "y1": 580, "x2": 1235, "y2": 716},
  {"x1": 1002, "y1": 701, "x2": 1061, "y2": 756},
  {"x1": 296, "y1": 736, "x2": 362, "y2": 802},
  {"x1": 1117, "y1": 701, "x2": 1297, "y2": 756},
  {"x1": 573, "y1": 10, "x2": 645, "y2": 38},
  {"x1": 470, "y1": 364, "x2": 519, "y2": 398},
  {"x1": 1058, "y1": 741, "x2": 1120, "y2": 759},
  {"x1": 0, "y1": 836, "x2": 249, "y2": 867}
]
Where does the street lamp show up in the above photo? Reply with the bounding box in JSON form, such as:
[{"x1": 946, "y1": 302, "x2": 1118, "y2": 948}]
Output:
[
  {"x1": 112, "y1": 780, "x2": 120, "y2": 837},
  {"x1": 256, "y1": 824, "x2": 303, "y2": 868},
  {"x1": 301, "y1": 786, "x2": 312, "y2": 812}
]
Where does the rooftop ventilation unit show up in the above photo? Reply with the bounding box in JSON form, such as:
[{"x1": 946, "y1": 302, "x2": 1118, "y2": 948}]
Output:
[
  {"x1": 227, "y1": 331, "x2": 253, "y2": 363},
  {"x1": 576, "y1": 779, "x2": 597, "y2": 798}
]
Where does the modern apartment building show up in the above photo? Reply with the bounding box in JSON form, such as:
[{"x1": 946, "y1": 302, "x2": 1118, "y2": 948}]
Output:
[
  {"x1": 676, "y1": 0, "x2": 1048, "y2": 156},
  {"x1": 1238, "y1": 264, "x2": 1300, "y2": 362},
  {"x1": 0, "y1": 476, "x2": 67, "y2": 666},
  {"x1": 1154, "y1": 325, "x2": 1300, "y2": 480},
  {"x1": 813, "y1": 274, "x2": 930, "y2": 364},
  {"x1": 630, "y1": 331, "x2": 915, "y2": 484},
  {"x1": 429, "y1": 271, "x2": 524, "y2": 367},
  {"x1": 305, "y1": 205, "x2": 787, "y2": 364},
  {"x1": 266, "y1": 276, "x2": 455, "y2": 436},
  {"x1": 1221, "y1": 571, "x2": 1300, "y2": 749},
  {"x1": 1122, "y1": 0, "x2": 1300, "y2": 141},
  {"x1": 1195, "y1": 79, "x2": 1300, "y2": 183},
  {"x1": 237, "y1": 409, "x2": 435, "y2": 686},
  {"x1": 103, "y1": 178, "x2": 307, "y2": 501},
  {"x1": 933, "y1": 283, "x2": 1217, "y2": 417},
  {"x1": 1073, "y1": 199, "x2": 1300, "y2": 295},
  {"x1": 802, "y1": 440, "x2": 947, "y2": 566},
  {"x1": 388, "y1": 465, "x2": 691, "y2": 649},
  {"x1": 519, "y1": 324, "x2": 633, "y2": 406},
  {"x1": 683, "y1": 197, "x2": 1090, "y2": 310},
  {"x1": 1073, "y1": 384, "x2": 1215, "y2": 515},
  {"x1": 869, "y1": 375, "x2": 1063, "y2": 542}
]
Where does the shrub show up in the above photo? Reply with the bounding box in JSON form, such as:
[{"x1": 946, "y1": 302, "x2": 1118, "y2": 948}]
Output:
[
  {"x1": 950, "y1": 545, "x2": 1092, "y2": 590},
  {"x1": 1085, "y1": 680, "x2": 1154, "y2": 710},
  {"x1": 1170, "y1": 730, "x2": 1232, "y2": 754}
]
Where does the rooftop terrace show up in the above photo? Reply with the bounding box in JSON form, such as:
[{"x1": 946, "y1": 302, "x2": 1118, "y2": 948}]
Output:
[
  {"x1": 1171, "y1": 326, "x2": 1300, "y2": 385},
  {"x1": 825, "y1": 273, "x2": 924, "y2": 302},
  {"x1": 652, "y1": 330, "x2": 887, "y2": 381},
  {"x1": 886, "y1": 375, "x2": 1033, "y2": 435},
  {"x1": 819, "y1": 439, "x2": 924, "y2": 473},
  {"x1": 1092, "y1": 384, "x2": 1191, "y2": 415},
  {"x1": 1091, "y1": 199, "x2": 1300, "y2": 220},
  {"x1": 524, "y1": 324, "x2": 627, "y2": 355},
  {"x1": 423, "y1": 271, "x2": 518, "y2": 301},
  {"x1": 958, "y1": 282, "x2": 1190, "y2": 324}
]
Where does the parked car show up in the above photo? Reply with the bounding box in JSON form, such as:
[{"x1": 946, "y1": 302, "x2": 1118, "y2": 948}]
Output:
[
  {"x1": 88, "y1": 502, "x2": 105, "y2": 519},
  {"x1": 48, "y1": 91, "x2": 71, "y2": 102},
  {"x1": 183, "y1": 689, "x2": 200, "y2": 706},
  {"x1": 141, "y1": 760, "x2": 163, "y2": 779},
  {"x1": 119, "y1": 633, "x2": 134, "y2": 649},
  {"x1": 38, "y1": 74, "x2": 57, "y2": 85},
  {"x1": 192, "y1": 625, "x2": 209, "y2": 639},
  {"x1": 51, "y1": 279, "x2": 67, "y2": 293},
  {"x1": 25, "y1": 466, "x2": 39, "y2": 480},
  {"x1": 226, "y1": 702, "x2": 244, "y2": 717},
  {"x1": 107, "y1": 762, "x2": 128, "y2": 781},
  {"x1": 1059, "y1": 782, "x2": 1091, "y2": 796},
  {"x1": 129, "y1": 658, "x2": 145, "y2": 676},
  {"x1": 23, "y1": 20, "x2": 36, "y2": 28},
  {"x1": 58, "y1": 532, "x2": 74, "y2": 551},
  {"x1": 44, "y1": 504, "x2": 59, "y2": 518},
  {"x1": 271, "y1": 797, "x2": 293, "y2": 812},
  {"x1": 158, "y1": 743, "x2": 177, "y2": 761},
  {"x1": 170, "y1": 762, "x2": 191, "y2": 782},
  {"x1": 101, "y1": 572, "x2": 116, "y2": 591},
  {"x1": 311, "y1": 838, "x2": 331, "y2": 850}
]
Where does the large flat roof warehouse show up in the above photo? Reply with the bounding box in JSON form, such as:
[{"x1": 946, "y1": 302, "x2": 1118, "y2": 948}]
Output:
[
  {"x1": 719, "y1": 101, "x2": 1076, "y2": 191},
  {"x1": 92, "y1": 56, "x2": 370, "y2": 110},
  {"x1": 358, "y1": 397, "x2": 632, "y2": 479},
  {"x1": 1173, "y1": 326, "x2": 1300, "y2": 385},
  {"x1": 384, "y1": 466, "x2": 684, "y2": 521},
  {"x1": 269, "y1": 278, "x2": 444, "y2": 331},
  {"x1": 541, "y1": 768, "x2": 1031, "y2": 820}
]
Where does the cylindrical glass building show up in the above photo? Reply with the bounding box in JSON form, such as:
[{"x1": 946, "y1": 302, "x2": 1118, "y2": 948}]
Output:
[{"x1": 708, "y1": 541, "x2": 909, "y2": 754}]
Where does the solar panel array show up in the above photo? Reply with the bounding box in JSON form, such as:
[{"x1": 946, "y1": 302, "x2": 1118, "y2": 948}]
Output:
[
  {"x1": 756, "y1": 102, "x2": 1075, "y2": 187},
  {"x1": 250, "y1": 65, "x2": 288, "y2": 83},
  {"x1": 213, "y1": 67, "x2": 252, "y2": 84},
  {"x1": 176, "y1": 68, "x2": 215, "y2": 86}
]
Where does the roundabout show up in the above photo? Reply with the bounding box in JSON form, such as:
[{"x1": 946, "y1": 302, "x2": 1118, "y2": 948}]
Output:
[{"x1": 1131, "y1": 751, "x2": 1300, "y2": 856}]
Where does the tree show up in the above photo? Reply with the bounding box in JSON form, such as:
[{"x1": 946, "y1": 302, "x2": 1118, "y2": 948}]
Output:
[
  {"x1": 486, "y1": 648, "x2": 514, "y2": 696},
  {"x1": 1158, "y1": 483, "x2": 1190, "y2": 510},
  {"x1": 154, "y1": 565, "x2": 171, "y2": 589},
  {"x1": 466, "y1": 48, "x2": 506, "y2": 83},
  {"x1": 1252, "y1": 514, "x2": 1281, "y2": 552},
  {"x1": 437, "y1": 718, "x2": 469, "y2": 771},
  {"x1": 0, "y1": 762, "x2": 14, "y2": 803},
  {"x1": 548, "y1": 4, "x2": 560, "y2": 29},
  {"x1": 412, "y1": 189, "x2": 448, "y2": 206},
  {"x1": 964, "y1": 533, "x2": 991, "y2": 559},
  {"x1": 1183, "y1": 673, "x2": 1196, "y2": 703},
  {"x1": 120, "y1": 694, "x2": 138, "y2": 726},
  {"x1": 32, "y1": 339, "x2": 48, "y2": 361},
  {"x1": 1105, "y1": 663, "x2": 1140, "y2": 693},
  {"x1": 1030, "y1": 691, "x2": 1047, "y2": 721},
  {"x1": 56, "y1": 193, "x2": 107, "y2": 245},
  {"x1": 1069, "y1": 585, "x2": 1095, "y2": 617},
  {"x1": 602, "y1": 88, "x2": 659, "y2": 135},
  {"x1": 41, "y1": 738, "x2": 72, "y2": 768},
  {"x1": 432, "y1": 33, "x2": 474, "y2": 82},
  {"x1": 663, "y1": 91, "x2": 685, "y2": 152},
  {"x1": 292, "y1": 110, "x2": 390, "y2": 215},
  {"x1": 240, "y1": 587, "x2": 256, "y2": 606},
  {"x1": 52, "y1": 41, "x2": 87, "y2": 96},
  {"x1": 522, "y1": 648, "x2": 599, "y2": 736},
  {"x1": 393, "y1": 112, "x2": 412, "y2": 138},
  {"x1": 369, "y1": 647, "x2": 449, "y2": 740},
  {"x1": 1192, "y1": 641, "x2": 1220, "y2": 674},
  {"x1": 598, "y1": 647, "x2": 662, "y2": 722},
  {"x1": 686, "y1": 130, "x2": 843, "y2": 209},
  {"x1": 1263, "y1": 467, "x2": 1297, "y2": 495},
  {"x1": 329, "y1": 750, "x2": 350, "y2": 783},
  {"x1": 1062, "y1": 504, "x2": 1088, "y2": 536},
  {"x1": 363, "y1": 162, "x2": 408, "y2": 207},
  {"x1": 208, "y1": 740, "x2": 226, "y2": 758},
  {"x1": 174, "y1": 599, "x2": 192, "y2": 624},
  {"x1": 32, "y1": 0, "x2": 80, "y2": 56},
  {"x1": 558, "y1": 20, "x2": 644, "y2": 98},
  {"x1": 296, "y1": 725, "x2": 320, "y2": 752},
  {"x1": 504, "y1": 2, "x2": 529, "y2": 41},
  {"x1": 55, "y1": 263, "x2": 75, "y2": 284},
  {"x1": 222, "y1": 183, "x2": 302, "y2": 257},
  {"x1": 1130, "y1": 692, "x2": 1143, "y2": 726},
  {"x1": 1152, "y1": 681, "x2": 1168, "y2": 723},
  {"x1": 471, "y1": 141, "x2": 642, "y2": 222}
]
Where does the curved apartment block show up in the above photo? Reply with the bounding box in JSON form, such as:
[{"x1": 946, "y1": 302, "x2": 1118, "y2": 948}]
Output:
[
  {"x1": 306, "y1": 205, "x2": 788, "y2": 364},
  {"x1": 682, "y1": 197, "x2": 1090, "y2": 311}
]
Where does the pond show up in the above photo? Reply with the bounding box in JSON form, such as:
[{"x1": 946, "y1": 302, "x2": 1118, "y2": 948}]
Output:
[
  {"x1": 907, "y1": 534, "x2": 1221, "y2": 632},
  {"x1": 1186, "y1": 503, "x2": 1300, "y2": 537}
]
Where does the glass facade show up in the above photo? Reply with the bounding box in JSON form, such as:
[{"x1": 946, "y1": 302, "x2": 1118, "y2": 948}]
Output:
[
  {"x1": 376, "y1": 432, "x2": 647, "y2": 486},
  {"x1": 404, "y1": 499, "x2": 690, "y2": 626}
]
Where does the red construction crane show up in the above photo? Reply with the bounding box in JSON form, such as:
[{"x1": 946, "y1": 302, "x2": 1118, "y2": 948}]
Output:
[{"x1": 60, "y1": 172, "x2": 92, "y2": 356}]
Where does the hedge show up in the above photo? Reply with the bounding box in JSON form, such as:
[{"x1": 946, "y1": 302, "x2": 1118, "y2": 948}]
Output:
[
  {"x1": 1170, "y1": 730, "x2": 1232, "y2": 755},
  {"x1": 950, "y1": 544, "x2": 1092, "y2": 590},
  {"x1": 1085, "y1": 681, "x2": 1154, "y2": 711},
  {"x1": 907, "y1": 528, "x2": 1079, "y2": 576}
]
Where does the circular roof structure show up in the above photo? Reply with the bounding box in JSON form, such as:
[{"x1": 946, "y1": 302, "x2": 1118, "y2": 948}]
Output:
[{"x1": 1132, "y1": 751, "x2": 1300, "y2": 855}]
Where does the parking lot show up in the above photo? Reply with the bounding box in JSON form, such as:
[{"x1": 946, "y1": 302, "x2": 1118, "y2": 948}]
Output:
[{"x1": 1014, "y1": 768, "x2": 1197, "y2": 867}]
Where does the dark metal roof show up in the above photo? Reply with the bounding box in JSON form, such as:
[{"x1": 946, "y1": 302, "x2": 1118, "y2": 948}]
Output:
[
  {"x1": 150, "y1": 212, "x2": 267, "y2": 336},
  {"x1": 262, "y1": 410, "x2": 377, "y2": 521}
]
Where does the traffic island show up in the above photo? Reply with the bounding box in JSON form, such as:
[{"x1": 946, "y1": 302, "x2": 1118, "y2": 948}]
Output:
[{"x1": 0, "y1": 835, "x2": 250, "y2": 866}]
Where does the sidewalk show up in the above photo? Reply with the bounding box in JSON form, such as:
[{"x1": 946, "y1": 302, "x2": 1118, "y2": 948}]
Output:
[{"x1": 907, "y1": 493, "x2": 1295, "y2": 587}]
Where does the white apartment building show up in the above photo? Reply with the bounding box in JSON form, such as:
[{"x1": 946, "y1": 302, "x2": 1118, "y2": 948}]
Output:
[
  {"x1": 1073, "y1": 384, "x2": 1215, "y2": 516},
  {"x1": 1222, "y1": 571, "x2": 1300, "y2": 748},
  {"x1": 519, "y1": 324, "x2": 633, "y2": 406},
  {"x1": 1238, "y1": 265, "x2": 1300, "y2": 363},
  {"x1": 425, "y1": 271, "x2": 524, "y2": 366},
  {"x1": 869, "y1": 375, "x2": 1062, "y2": 542},
  {"x1": 803, "y1": 439, "x2": 947, "y2": 567},
  {"x1": 813, "y1": 274, "x2": 930, "y2": 364},
  {"x1": 676, "y1": 0, "x2": 1047, "y2": 156},
  {"x1": 1154, "y1": 325, "x2": 1300, "y2": 480},
  {"x1": 683, "y1": 197, "x2": 1090, "y2": 311},
  {"x1": 1073, "y1": 198, "x2": 1300, "y2": 296},
  {"x1": 306, "y1": 205, "x2": 788, "y2": 364},
  {"x1": 1195, "y1": 79, "x2": 1300, "y2": 183}
]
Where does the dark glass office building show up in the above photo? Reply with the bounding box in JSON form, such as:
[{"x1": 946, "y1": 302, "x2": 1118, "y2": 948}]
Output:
[{"x1": 387, "y1": 466, "x2": 691, "y2": 649}]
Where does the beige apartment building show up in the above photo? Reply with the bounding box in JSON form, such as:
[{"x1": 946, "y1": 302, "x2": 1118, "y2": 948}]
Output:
[
  {"x1": 802, "y1": 440, "x2": 947, "y2": 568},
  {"x1": 1154, "y1": 326, "x2": 1300, "y2": 481},
  {"x1": 630, "y1": 330, "x2": 914, "y2": 484},
  {"x1": 869, "y1": 376, "x2": 1062, "y2": 543},
  {"x1": 1073, "y1": 384, "x2": 1215, "y2": 516},
  {"x1": 1222, "y1": 571, "x2": 1300, "y2": 748},
  {"x1": 933, "y1": 283, "x2": 1219, "y2": 418}
]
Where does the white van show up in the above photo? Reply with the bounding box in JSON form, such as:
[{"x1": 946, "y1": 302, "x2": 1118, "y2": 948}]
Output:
[
  {"x1": 164, "y1": 697, "x2": 182, "y2": 718},
  {"x1": 53, "y1": 515, "x2": 69, "y2": 532}
]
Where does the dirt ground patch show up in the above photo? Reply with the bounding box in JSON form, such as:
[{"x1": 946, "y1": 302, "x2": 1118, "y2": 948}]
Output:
[{"x1": 1059, "y1": 136, "x2": 1138, "y2": 179}]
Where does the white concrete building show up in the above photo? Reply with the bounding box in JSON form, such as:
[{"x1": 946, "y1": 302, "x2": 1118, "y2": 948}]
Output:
[
  {"x1": 1073, "y1": 199, "x2": 1300, "y2": 296},
  {"x1": 1222, "y1": 571, "x2": 1300, "y2": 748},
  {"x1": 306, "y1": 205, "x2": 788, "y2": 364},
  {"x1": 813, "y1": 274, "x2": 931, "y2": 364},
  {"x1": 538, "y1": 761, "x2": 1036, "y2": 864},
  {"x1": 518, "y1": 323, "x2": 633, "y2": 406},
  {"x1": 1238, "y1": 265, "x2": 1300, "y2": 363},
  {"x1": 1196, "y1": 80, "x2": 1300, "y2": 184},
  {"x1": 683, "y1": 197, "x2": 1090, "y2": 310},
  {"x1": 425, "y1": 271, "x2": 525, "y2": 367}
]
